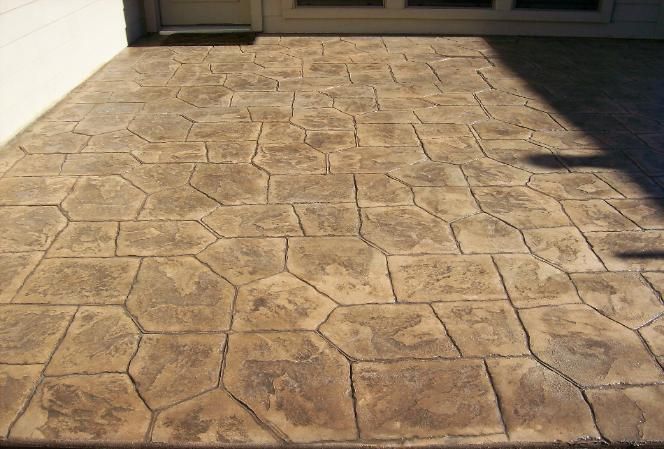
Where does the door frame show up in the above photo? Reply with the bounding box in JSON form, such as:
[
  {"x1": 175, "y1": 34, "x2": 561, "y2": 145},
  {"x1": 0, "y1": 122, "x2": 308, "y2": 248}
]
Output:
[{"x1": 144, "y1": 0, "x2": 263, "y2": 32}]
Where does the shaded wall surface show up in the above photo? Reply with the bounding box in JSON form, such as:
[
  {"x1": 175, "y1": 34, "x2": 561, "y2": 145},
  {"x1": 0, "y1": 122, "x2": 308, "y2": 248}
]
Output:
[{"x1": 0, "y1": 0, "x2": 145, "y2": 143}]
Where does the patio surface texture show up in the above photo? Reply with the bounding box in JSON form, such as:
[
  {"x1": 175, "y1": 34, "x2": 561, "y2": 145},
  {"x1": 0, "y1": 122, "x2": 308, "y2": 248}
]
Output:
[{"x1": 1, "y1": 34, "x2": 664, "y2": 448}]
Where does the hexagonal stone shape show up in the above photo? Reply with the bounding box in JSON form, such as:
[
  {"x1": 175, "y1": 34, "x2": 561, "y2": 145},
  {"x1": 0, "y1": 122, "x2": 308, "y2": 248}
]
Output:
[
  {"x1": 0, "y1": 176, "x2": 76, "y2": 205},
  {"x1": 587, "y1": 385, "x2": 664, "y2": 442},
  {"x1": 15, "y1": 258, "x2": 139, "y2": 305},
  {"x1": 361, "y1": 206, "x2": 457, "y2": 255},
  {"x1": 124, "y1": 159, "x2": 197, "y2": 191},
  {"x1": 11, "y1": 374, "x2": 151, "y2": 441},
  {"x1": 288, "y1": 237, "x2": 394, "y2": 304},
  {"x1": 62, "y1": 176, "x2": 145, "y2": 221},
  {"x1": 74, "y1": 114, "x2": 133, "y2": 135},
  {"x1": 520, "y1": 305, "x2": 664, "y2": 387},
  {"x1": 391, "y1": 161, "x2": 467, "y2": 187},
  {"x1": 234, "y1": 272, "x2": 335, "y2": 331},
  {"x1": 18, "y1": 132, "x2": 89, "y2": 154},
  {"x1": 152, "y1": 389, "x2": 278, "y2": 444},
  {"x1": 139, "y1": 186, "x2": 219, "y2": 220},
  {"x1": 117, "y1": 221, "x2": 215, "y2": 256},
  {"x1": 129, "y1": 334, "x2": 225, "y2": 409},
  {"x1": 177, "y1": 85, "x2": 232, "y2": 107},
  {"x1": 329, "y1": 146, "x2": 425, "y2": 174},
  {"x1": 191, "y1": 164, "x2": 268, "y2": 205},
  {"x1": 292, "y1": 108, "x2": 354, "y2": 130},
  {"x1": 46, "y1": 306, "x2": 139, "y2": 375},
  {"x1": 320, "y1": 304, "x2": 458, "y2": 360},
  {"x1": 528, "y1": 173, "x2": 620, "y2": 200},
  {"x1": 389, "y1": 255, "x2": 505, "y2": 302},
  {"x1": 523, "y1": 226, "x2": 604, "y2": 272},
  {"x1": 487, "y1": 358, "x2": 599, "y2": 442},
  {"x1": 254, "y1": 143, "x2": 325, "y2": 175},
  {"x1": 576, "y1": 272, "x2": 664, "y2": 331},
  {"x1": 0, "y1": 365, "x2": 42, "y2": 436},
  {"x1": 224, "y1": 332, "x2": 356, "y2": 443},
  {"x1": 423, "y1": 137, "x2": 483, "y2": 164},
  {"x1": 452, "y1": 214, "x2": 527, "y2": 254},
  {"x1": 198, "y1": 238, "x2": 285, "y2": 285},
  {"x1": 493, "y1": 254, "x2": 580, "y2": 308},
  {"x1": 129, "y1": 114, "x2": 192, "y2": 142},
  {"x1": 204, "y1": 205, "x2": 301, "y2": 238},
  {"x1": 473, "y1": 186, "x2": 570, "y2": 229},
  {"x1": 0, "y1": 206, "x2": 66, "y2": 252},
  {"x1": 433, "y1": 301, "x2": 528, "y2": 357},
  {"x1": 462, "y1": 158, "x2": 531, "y2": 186},
  {"x1": 127, "y1": 257, "x2": 234, "y2": 332},
  {"x1": 0, "y1": 305, "x2": 75, "y2": 364},
  {"x1": 414, "y1": 186, "x2": 479, "y2": 222},
  {"x1": 353, "y1": 360, "x2": 503, "y2": 440}
]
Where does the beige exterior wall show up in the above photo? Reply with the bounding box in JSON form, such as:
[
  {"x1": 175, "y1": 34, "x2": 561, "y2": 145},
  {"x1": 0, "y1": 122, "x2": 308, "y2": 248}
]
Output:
[
  {"x1": 0, "y1": 0, "x2": 145, "y2": 144},
  {"x1": 261, "y1": 0, "x2": 664, "y2": 38}
]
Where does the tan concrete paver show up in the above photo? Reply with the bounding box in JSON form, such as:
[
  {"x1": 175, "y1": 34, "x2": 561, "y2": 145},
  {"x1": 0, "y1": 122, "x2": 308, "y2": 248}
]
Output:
[{"x1": 1, "y1": 35, "x2": 664, "y2": 447}]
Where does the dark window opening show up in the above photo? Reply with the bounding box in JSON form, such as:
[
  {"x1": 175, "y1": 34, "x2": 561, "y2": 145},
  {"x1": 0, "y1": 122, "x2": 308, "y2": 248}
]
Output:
[
  {"x1": 296, "y1": 0, "x2": 383, "y2": 6},
  {"x1": 407, "y1": 0, "x2": 492, "y2": 7},
  {"x1": 514, "y1": 0, "x2": 600, "y2": 10}
]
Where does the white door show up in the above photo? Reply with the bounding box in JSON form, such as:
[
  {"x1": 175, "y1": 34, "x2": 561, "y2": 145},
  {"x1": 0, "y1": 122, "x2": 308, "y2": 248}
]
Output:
[{"x1": 160, "y1": 0, "x2": 251, "y2": 26}]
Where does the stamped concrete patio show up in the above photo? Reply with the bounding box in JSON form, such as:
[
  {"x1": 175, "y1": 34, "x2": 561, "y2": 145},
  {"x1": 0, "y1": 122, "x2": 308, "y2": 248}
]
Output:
[{"x1": 1, "y1": 35, "x2": 664, "y2": 447}]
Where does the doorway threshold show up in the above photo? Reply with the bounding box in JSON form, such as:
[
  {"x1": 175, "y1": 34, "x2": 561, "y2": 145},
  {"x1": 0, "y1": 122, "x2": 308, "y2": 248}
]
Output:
[{"x1": 159, "y1": 25, "x2": 252, "y2": 35}]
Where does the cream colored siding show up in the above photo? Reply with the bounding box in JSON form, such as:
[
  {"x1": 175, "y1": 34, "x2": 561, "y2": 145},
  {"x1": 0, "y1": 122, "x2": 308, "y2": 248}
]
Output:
[{"x1": 0, "y1": 0, "x2": 145, "y2": 144}]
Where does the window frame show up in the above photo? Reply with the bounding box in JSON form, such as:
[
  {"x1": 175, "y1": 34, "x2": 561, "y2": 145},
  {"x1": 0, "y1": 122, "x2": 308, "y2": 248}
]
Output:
[{"x1": 283, "y1": 0, "x2": 614, "y2": 22}]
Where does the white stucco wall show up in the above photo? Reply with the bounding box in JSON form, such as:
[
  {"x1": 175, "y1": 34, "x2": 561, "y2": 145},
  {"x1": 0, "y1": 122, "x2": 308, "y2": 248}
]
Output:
[{"x1": 0, "y1": 0, "x2": 145, "y2": 144}]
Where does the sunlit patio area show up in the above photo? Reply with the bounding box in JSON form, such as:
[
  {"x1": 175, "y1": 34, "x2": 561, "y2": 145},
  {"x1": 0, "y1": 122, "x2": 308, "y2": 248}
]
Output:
[{"x1": 1, "y1": 34, "x2": 664, "y2": 447}]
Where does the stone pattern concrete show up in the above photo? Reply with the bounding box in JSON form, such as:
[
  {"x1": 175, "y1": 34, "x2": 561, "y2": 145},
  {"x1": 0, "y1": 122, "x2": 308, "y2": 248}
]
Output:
[{"x1": 1, "y1": 35, "x2": 663, "y2": 447}]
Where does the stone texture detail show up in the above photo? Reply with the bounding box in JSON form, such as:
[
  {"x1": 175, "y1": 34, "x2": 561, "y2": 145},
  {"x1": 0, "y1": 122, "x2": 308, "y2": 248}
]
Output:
[
  {"x1": 487, "y1": 358, "x2": 599, "y2": 442},
  {"x1": 15, "y1": 258, "x2": 139, "y2": 305},
  {"x1": 224, "y1": 332, "x2": 357, "y2": 442},
  {"x1": 198, "y1": 238, "x2": 286, "y2": 285},
  {"x1": 0, "y1": 206, "x2": 66, "y2": 252},
  {"x1": 520, "y1": 305, "x2": 664, "y2": 386},
  {"x1": 433, "y1": 302, "x2": 528, "y2": 356},
  {"x1": 129, "y1": 334, "x2": 225, "y2": 409},
  {"x1": 127, "y1": 257, "x2": 234, "y2": 332},
  {"x1": 11, "y1": 374, "x2": 151, "y2": 441},
  {"x1": 353, "y1": 360, "x2": 503, "y2": 439},
  {"x1": 0, "y1": 252, "x2": 42, "y2": 302},
  {"x1": 320, "y1": 304, "x2": 458, "y2": 360},
  {"x1": 389, "y1": 255, "x2": 505, "y2": 302},
  {"x1": 0, "y1": 305, "x2": 74, "y2": 363},
  {"x1": 587, "y1": 386, "x2": 664, "y2": 442},
  {"x1": 203, "y1": 205, "x2": 301, "y2": 237},
  {"x1": 572, "y1": 272, "x2": 664, "y2": 329},
  {"x1": 117, "y1": 221, "x2": 215, "y2": 256},
  {"x1": 0, "y1": 365, "x2": 42, "y2": 437},
  {"x1": 288, "y1": 237, "x2": 394, "y2": 304},
  {"x1": 46, "y1": 307, "x2": 139, "y2": 375},
  {"x1": 152, "y1": 389, "x2": 278, "y2": 444},
  {"x1": 234, "y1": 272, "x2": 335, "y2": 331},
  {"x1": 361, "y1": 206, "x2": 457, "y2": 254}
]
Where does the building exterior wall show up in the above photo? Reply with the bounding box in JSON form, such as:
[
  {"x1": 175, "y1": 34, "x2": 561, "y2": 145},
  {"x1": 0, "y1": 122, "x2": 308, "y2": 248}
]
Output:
[
  {"x1": 0, "y1": 0, "x2": 145, "y2": 144},
  {"x1": 261, "y1": 0, "x2": 664, "y2": 38}
]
